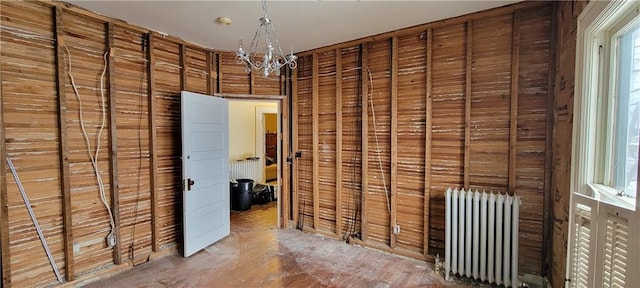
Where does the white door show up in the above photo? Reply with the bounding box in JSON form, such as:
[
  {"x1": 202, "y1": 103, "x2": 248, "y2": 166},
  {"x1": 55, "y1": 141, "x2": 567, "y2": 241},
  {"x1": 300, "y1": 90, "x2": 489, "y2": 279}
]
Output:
[{"x1": 181, "y1": 91, "x2": 230, "y2": 257}]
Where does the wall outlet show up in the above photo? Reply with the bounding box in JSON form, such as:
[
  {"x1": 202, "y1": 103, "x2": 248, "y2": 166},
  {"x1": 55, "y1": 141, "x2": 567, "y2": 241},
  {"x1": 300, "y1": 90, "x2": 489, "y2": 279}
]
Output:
[
  {"x1": 393, "y1": 224, "x2": 401, "y2": 235},
  {"x1": 73, "y1": 242, "x2": 80, "y2": 254}
]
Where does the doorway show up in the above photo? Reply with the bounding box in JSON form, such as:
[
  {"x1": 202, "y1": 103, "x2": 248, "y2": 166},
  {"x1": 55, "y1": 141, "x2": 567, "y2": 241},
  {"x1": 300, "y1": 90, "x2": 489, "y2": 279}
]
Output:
[{"x1": 228, "y1": 100, "x2": 281, "y2": 228}]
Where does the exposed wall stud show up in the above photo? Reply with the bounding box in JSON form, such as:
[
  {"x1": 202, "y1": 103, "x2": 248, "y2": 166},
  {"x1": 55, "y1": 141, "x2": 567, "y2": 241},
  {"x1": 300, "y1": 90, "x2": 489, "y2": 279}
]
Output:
[
  {"x1": 0, "y1": 20, "x2": 10, "y2": 287},
  {"x1": 292, "y1": 67, "x2": 299, "y2": 227},
  {"x1": 543, "y1": 3, "x2": 558, "y2": 276},
  {"x1": 180, "y1": 44, "x2": 187, "y2": 91},
  {"x1": 508, "y1": 11, "x2": 521, "y2": 194},
  {"x1": 424, "y1": 28, "x2": 433, "y2": 257},
  {"x1": 361, "y1": 44, "x2": 369, "y2": 241},
  {"x1": 147, "y1": 33, "x2": 159, "y2": 252},
  {"x1": 312, "y1": 53, "x2": 320, "y2": 230},
  {"x1": 206, "y1": 51, "x2": 213, "y2": 95},
  {"x1": 106, "y1": 21, "x2": 122, "y2": 265},
  {"x1": 336, "y1": 48, "x2": 344, "y2": 236},
  {"x1": 390, "y1": 36, "x2": 399, "y2": 248},
  {"x1": 464, "y1": 21, "x2": 473, "y2": 189},
  {"x1": 216, "y1": 53, "x2": 221, "y2": 94},
  {"x1": 53, "y1": 7, "x2": 75, "y2": 280}
]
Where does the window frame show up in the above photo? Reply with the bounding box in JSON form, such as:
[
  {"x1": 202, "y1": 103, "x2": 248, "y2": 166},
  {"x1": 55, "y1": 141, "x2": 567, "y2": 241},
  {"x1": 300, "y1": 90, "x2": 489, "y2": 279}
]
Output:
[{"x1": 572, "y1": 0, "x2": 640, "y2": 211}]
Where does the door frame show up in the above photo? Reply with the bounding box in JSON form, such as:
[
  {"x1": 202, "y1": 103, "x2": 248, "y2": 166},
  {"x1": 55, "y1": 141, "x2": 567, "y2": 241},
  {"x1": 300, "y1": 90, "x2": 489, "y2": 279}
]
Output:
[
  {"x1": 214, "y1": 93, "x2": 290, "y2": 229},
  {"x1": 255, "y1": 106, "x2": 278, "y2": 183}
]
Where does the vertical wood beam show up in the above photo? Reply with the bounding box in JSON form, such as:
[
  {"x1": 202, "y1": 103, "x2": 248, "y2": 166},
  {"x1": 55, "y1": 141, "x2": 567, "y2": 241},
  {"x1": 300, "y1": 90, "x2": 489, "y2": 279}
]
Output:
[
  {"x1": 250, "y1": 69, "x2": 255, "y2": 94},
  {"x1": 335, "y1": 49, "x2": 343, "y2": 237},
  {"x1": 543, "y1": 3, "x2": 558, "y2": 276},
  {"x1": 106, "y1": 22, "x2": 122, "y2": 265},
  {"x1": 0, "y1": 22, "x2": 10, "y2": 288},
  {"x1": 464, "y1": 21, "x2": 473, "y2": 189},
  {"x1": 424, "y1": 28, "x2": 433, "y2": 257},
  {"x1": 53, "y1": 8, "x2": 74, "y2": 280},
  {"x1": 508, "y1": 11, "x2": 521, "y2": 194},
  {"x1": 390, "y1": 36, "x2": 398, "y2": 248},
  {"x1": 312, "y1": 54, "x2": 320, "y2": 230},
  {"x1": 206, "y1": 51, "x2": 213, "y2": 95},
  {"x1": 361, "y1": 44, "x2": 369, "y2": 241},
  {"x1": 281, "y1": 76, "x2": 290, "y2": 228},
  {"x1": 146, "y1": 33, "x2": 159, "y2": 253},
  {"x1": 180, "y1": 44, "x2": 186, "y2": 91},
  {"x1": 215, "y1": 53, "x2": 221, "y2": 94},
  {"x1": 292, "y1": 67, "x2": 299, "y2": 227}
]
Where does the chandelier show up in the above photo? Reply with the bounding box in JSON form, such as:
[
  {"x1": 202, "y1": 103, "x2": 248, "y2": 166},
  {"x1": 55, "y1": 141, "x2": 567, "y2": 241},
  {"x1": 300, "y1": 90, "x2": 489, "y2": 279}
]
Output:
[{"x1": 236, "y1": 0, "x2": 297, "y2": 77}]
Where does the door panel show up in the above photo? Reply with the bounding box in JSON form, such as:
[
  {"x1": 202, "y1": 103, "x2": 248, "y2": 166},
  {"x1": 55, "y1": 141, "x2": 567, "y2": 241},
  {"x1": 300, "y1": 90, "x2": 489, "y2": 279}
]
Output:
[{"x1": 182, "y1": 91, "x2": 229, "y2": 257}]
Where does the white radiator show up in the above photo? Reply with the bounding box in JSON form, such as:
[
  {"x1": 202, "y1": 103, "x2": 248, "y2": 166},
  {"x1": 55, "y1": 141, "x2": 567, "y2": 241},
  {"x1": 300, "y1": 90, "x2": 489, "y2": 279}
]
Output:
[
  {"x1": 230, "y1": 158, "x2": 261, "y2": 183},
  {"x1": 444, "y1": 187, "x2": 521, "y2": 287}
]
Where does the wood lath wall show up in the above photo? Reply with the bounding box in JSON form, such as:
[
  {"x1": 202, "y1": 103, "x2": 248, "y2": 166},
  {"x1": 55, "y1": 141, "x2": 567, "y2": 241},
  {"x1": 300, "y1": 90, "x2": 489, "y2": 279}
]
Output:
[
  {"x1": 0, "y1": 2, "x2": 281, "y2": 287},
  {"x1": 550, "y1": 1, "x2": 588, "y2": 287},
  {"x1": 293, "y1": 1, "x2": 555, "y2": 276}
]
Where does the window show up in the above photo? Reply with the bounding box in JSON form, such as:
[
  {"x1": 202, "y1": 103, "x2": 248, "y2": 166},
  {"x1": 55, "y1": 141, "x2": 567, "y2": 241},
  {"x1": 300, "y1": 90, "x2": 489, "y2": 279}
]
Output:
[
  {"x1": 578, "y1": 1, "x2": 640, "y2": 210},
  {"x1": 569, "y1": 1, "x2": 640, "y2": 287},
  {"x1": 611, "y1": 23, "x2": 640, "y2": 199}
]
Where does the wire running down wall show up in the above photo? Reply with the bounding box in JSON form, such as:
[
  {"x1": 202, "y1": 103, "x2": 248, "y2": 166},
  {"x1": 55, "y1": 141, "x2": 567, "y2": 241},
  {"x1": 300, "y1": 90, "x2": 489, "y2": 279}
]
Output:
[{"x1": 293, "y1": 1, "x2": 554, "y2": 277}]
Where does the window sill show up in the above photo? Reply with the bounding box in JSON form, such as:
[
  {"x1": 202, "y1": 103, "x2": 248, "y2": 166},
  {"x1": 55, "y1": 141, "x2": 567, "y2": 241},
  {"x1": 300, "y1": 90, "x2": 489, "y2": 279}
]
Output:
[{"x1": 587, "y1": 183, "x2": 636, "y2": 211}]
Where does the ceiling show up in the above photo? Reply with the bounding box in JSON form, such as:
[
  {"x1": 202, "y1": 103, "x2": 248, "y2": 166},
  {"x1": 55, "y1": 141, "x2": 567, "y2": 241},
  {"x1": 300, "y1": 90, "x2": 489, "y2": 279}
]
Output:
[{"x1": 68, "y1": 0, "x2": 520, "y2": 53}]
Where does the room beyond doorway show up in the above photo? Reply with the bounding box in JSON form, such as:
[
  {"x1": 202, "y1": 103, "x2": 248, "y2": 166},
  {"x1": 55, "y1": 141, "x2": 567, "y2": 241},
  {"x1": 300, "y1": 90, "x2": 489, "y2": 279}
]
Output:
[{"x1": 228, "y1": 99, "x2": 281, "y2": 227}]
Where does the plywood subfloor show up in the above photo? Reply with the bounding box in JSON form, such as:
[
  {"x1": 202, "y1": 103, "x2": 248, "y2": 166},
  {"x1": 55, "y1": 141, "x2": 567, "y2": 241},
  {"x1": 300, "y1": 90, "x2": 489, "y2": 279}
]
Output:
[{"x1": 82, "y1": 202, "x2": 473, "y2": 287}]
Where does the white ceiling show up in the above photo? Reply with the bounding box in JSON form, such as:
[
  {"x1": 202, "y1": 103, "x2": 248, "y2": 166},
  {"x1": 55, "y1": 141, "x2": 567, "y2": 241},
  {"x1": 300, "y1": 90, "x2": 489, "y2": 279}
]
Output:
[{"x1": 68, "y1": 0, "x2": 520, "y2": 53}]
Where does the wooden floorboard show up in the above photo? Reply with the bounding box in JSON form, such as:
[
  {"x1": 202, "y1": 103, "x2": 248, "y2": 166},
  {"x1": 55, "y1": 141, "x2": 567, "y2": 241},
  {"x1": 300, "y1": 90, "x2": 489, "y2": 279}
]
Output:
[{"x1": 82, "y1": 202, "x2": 474, "y2": 287}]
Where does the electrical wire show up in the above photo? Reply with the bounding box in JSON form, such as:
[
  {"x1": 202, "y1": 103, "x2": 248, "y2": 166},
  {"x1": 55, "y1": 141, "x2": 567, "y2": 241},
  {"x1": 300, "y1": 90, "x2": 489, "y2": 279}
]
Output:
[
  {"x1": 130, "y1": 35, "x2": 147, "y2": 259},
  {"x1": 64, "y1": 46, "x2": 116, "y2": 246},
  {"x1": 366, "y1": 67, "x2": 391, "y2": 214}
]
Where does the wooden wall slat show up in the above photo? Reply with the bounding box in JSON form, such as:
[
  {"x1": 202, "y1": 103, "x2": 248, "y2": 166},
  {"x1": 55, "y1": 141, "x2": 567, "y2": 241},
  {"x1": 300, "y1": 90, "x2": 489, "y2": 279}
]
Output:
[
  {"x1": 293, "y1": 2, "x2": 554, "y2": 276},
  {"x1": 516, "y1": 5, "x2": 553, "y2": 275},
  {"x1": 0, "y1": 2, "x2": 284, "y2": 286},
  {"x1": 1, "y1": 2, "x2": 65, "y2": 286},
  {"x1": 112, "y1": 25, "x2": 152, "y2": 264},
  {"x1": 396, "y1": 33, "x2": 427, "y2": 254},
  {"x1": 62, "y1": 11, "x2": 116, "y2": 275},
  {"x1": 219, "y1": 51, "x2": 250, "y2": 95},
  {"x1": 184, "y1": 48, "x2": 208, "y2": 94},
  {"x1": 340, "y1": 46, "x2": 363, "y2": 239},
  {"x1": 296, "y1": 55, "x2": 314, "y2": 229},
  {"x1": 153, "y1": 38, "x2": 182, "y2": 248},
  {"x1": 316, "y1": 51, "x2": 337, "y2": 234},
  {"x1": 428, "y1": 23, "x2": 466, "y2": 255},
  {"x1": 365, "y1": 39, "x2": 391, "y2": 245}
]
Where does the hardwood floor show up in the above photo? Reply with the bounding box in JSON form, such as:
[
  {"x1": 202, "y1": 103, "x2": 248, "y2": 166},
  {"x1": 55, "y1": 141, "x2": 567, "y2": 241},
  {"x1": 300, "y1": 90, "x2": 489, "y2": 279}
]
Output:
[{"x1": 82, "y1": 202, "x2": 475, "y2": 287}]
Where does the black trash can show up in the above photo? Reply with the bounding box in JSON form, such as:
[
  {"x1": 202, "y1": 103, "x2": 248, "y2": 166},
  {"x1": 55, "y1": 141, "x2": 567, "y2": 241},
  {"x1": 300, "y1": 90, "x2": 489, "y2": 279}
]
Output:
[{"x1": 232, "y1": 178, "x2": 253, "y2": 211}]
